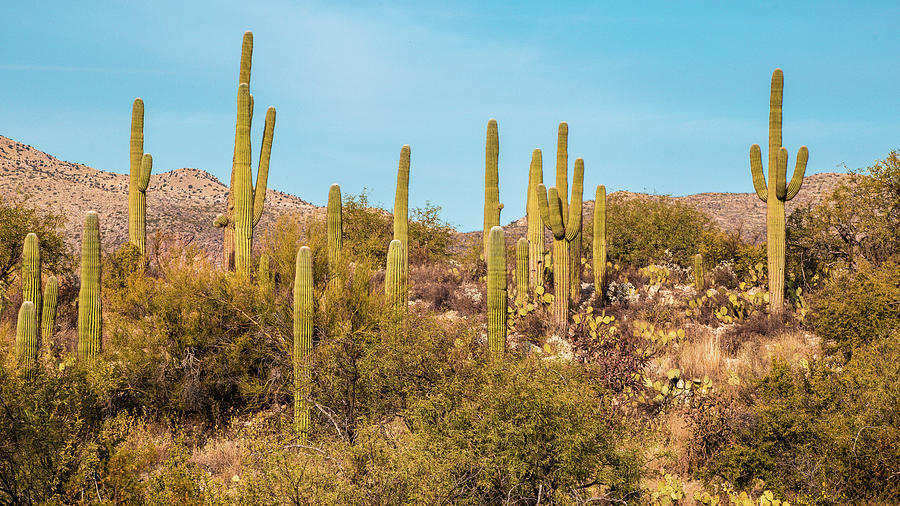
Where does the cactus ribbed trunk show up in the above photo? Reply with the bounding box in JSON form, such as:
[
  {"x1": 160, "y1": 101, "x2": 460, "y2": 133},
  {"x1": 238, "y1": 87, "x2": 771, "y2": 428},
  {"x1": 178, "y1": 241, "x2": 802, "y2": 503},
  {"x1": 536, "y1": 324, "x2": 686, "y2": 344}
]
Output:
[
  {"x1": 16, "y1": 302, "x2": 38, "y2": 372},
  {"x1": 22, "y1": 233, "x2": 41, "y2": 324},
  {"x1": 386, "y1": 240, "x2": 407, "y2": 314},
  {"x1": 483, "y1": 120, "x2": 502, "y2": 261},
  {"x1": 128, "y1": 98, "x2": 152, "y2": 260},
  {"x1": 526, "y1": 149, "x2": 544, "y2": 289},
  {"x1": 593, "y1": 185, "x2": 607, "y2": 300},
  {"x1": 41, "y1": 276, "x2": 58, "y2": 341},
  {"x1": 515, "y1": 238, "x2": 528, "y2": 305},
  {"x1": 78, "y1": 211, "x2": 102, "y2": 359},
  {"x1": 327, "y1": 184, "x2": 342, "y2": 279},
  {"x1": 551, "y1": 238, "x2": 570, "y2": 326},
  {"x1": 293, "y1": 246, "x2": 314, "y2": 438},
  {"x1": 487, "y1": 227, "x2": 507, "y2": 357},
  {"x1": 693, "y1": 253, "x2": 705, "y2": 292},
  {"x1": 749, "y1": 69, "x2": 808, "y2": 318},
  {"x1": 394, "y1": 145, "x2": 410, "y2": 254}
]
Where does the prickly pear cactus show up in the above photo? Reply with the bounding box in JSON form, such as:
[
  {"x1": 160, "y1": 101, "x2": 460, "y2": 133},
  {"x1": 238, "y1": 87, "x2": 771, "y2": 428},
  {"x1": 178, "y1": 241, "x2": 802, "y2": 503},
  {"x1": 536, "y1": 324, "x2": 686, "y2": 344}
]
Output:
[{"x1": 486, "y1": 226, "x2": 507, "y2": 356}]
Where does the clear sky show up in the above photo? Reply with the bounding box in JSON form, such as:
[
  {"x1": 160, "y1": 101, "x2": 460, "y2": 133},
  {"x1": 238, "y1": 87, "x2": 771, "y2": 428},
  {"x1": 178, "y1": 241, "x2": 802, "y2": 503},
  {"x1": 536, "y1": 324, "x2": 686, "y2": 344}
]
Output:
[{"x1": 1, "y1": 1, "x2": 897, "y2": 230}]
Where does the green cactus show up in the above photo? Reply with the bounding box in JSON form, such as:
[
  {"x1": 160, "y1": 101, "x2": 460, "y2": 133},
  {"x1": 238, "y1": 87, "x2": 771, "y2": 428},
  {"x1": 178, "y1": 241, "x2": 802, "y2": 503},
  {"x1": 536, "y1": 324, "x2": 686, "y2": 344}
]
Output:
[
  {"x1": 483, "y1": 119, "x2": 503, "y2": 261},
  {"x1": 487, "y1": 226, "x2": 507, "y2": 356},
  {"x1": 555, "y1": 123, "x2": 583, "y2": 300},
  {"x1": 78, "y1": 211, "x2": 102, "y2": 359},
  {"x1": 41, "y1": 275, "x2": 58, "y2": 341},
  {"x1": 693, "y1": 253, "x2": 705, "y2": 292},
  {"x1": 16, "y1": 302, "x2": 38, "y2": 371},
  {"x1": 22, "y1": 232, "x2": 40, "y2": 324},
  {"x1": 749, "y1": 68, "x2": 808, "y2": 316},
  {"x1": 129, "y1": 98, "x2": 153, "y2": 260},
  {"x1": 593, "y1": 185, "x2": 607, "y2": 301},
  {"x1": 327, "y1": 184, "x2": 342, "y2": 279},
  {"x1": 515, "y1": 238, "x2": 528, "y2": 305},
  {"x1": 293, "y1": 246, "x2": 314, "y2": 438},
  {"x1": 215, "y1": 31, "x2": 276, "y2": 276},
  {"x1": 526, "y1": 149, "x2": 545, "y2": 289},
  {"x1": 394, "y1": 145, "x2": 410, "y2": 253},
  {"x1": 537, "y1": 156, "x2": 584, "y2": 327},
  {"x1": 385, "y1": 239, "x2": 407, "y2": 314}
]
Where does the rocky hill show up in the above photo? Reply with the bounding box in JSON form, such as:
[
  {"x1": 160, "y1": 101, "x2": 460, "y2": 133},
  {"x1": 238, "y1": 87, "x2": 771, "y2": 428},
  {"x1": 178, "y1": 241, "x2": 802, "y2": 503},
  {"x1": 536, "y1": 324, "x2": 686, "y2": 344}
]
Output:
[{"x1": 0, "y1": 135, "x2": 849, "y2": 260}]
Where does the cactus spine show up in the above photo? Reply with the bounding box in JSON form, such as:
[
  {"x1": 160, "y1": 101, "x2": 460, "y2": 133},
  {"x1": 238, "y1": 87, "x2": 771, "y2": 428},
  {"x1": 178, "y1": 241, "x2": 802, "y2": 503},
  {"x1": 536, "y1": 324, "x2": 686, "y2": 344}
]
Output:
[
  {"x1": 78, "y1": 211, "x2": 102, "y2": 359},
  {"x1": 385, "y1": 239, "x2": 407, "y2": 314},
  {"x1": 129, "y1": 98, "x2": 153, "y2": 260},
  {"x1": 487, "y1": 226, "x2": 507, "y2": 356},
  {"x1": 327, "y1": 184, "x2": 342, "y2": 279},
  {"x1": 22, "y1": 232, "x2": 40, "y2": 324},
  {"x1": 526, "y1": 149, "x2": 545, "y2": 289},
  {"x1": 593, "y1": 185, "x2": 607, "y2": 300},
  {"x1": 215, "y1": 32, "x2": 276, "y2": 276},
  {"x1": 394, "y1": 145, "x2": 410, "y2": 253},
  {"x1": 41, "y1": 275, "x2": 58, "y2": 341},
  {"x1": 16, "y1": 302, "x2": 38, "y2": 372},
  {"x1": 537, "y1": 157, "x2": 584, "y2": 327},
  {"x1": 693, "y1": 253, "x2": 705, "y2": 292},
  {"x1": 293, "y1": 246, "x2": 314, "y2": 438},
  {"x1": 749, "y1": 68, "x2": 808, "y2": 316},
  {"x1": 483, "y1": 120, "x2": 503, "y2": 261},
  {"x1": 515, "y1": 238, "x2": 528, "y2": 305}
]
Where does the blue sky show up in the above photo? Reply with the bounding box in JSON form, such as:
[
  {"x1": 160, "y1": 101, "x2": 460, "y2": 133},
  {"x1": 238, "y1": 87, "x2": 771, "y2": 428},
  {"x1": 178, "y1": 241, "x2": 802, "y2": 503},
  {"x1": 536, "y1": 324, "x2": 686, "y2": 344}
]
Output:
[{"x1": 1, "y1": 1, "x2": 897, "y2": 230}]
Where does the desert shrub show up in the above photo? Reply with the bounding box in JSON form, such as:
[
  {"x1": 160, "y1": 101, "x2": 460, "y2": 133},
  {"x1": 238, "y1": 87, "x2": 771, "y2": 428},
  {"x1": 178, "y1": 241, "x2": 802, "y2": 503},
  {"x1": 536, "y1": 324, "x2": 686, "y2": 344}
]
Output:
[
  {"x1": 706, "y1": 333, "x2": 900, "y2": 503},
  {"x1": 810, "y1": 260, "x2": 900, "y2": 354},
  {"x1": 409, "y1": 202, "x2": 455, "y2": 263}
]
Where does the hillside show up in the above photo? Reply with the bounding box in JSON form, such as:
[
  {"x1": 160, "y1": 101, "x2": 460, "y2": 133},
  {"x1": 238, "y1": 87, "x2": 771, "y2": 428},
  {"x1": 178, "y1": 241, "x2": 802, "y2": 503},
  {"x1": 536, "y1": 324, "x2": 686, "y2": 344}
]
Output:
[{"x1": 0, "y1": 134, "x2": 849, "y2": 258}]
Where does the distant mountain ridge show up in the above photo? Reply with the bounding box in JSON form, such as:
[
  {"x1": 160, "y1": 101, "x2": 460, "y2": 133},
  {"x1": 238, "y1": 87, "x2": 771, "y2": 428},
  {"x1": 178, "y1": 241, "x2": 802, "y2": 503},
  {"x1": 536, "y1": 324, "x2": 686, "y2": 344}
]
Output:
[{"x1": 0, "y1": 134, "x2": 849, "y2": 259}]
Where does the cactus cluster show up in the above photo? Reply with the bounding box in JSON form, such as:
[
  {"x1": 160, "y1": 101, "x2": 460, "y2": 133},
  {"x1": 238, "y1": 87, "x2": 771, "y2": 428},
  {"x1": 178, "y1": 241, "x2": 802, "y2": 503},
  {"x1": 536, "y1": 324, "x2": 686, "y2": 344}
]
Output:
[
  {"x1": 749, "y1": 68, "x2": 808, "y2": 317},
  {"x1": 483, "y1": 120, "x2": 503, "y2": 261},
  {"x1": 293, "y1": 246, "x2": 314, "y2": 437},
  {"x1": 486, "y1": 226, "x2": 507, "y2": 356},
  {"x1": 327, "y1": 184, "x2": 343, "y2": 279},
  {"x1": 78, "y1": 211, "x2": 102, "y2": 359},
  {"x1": 593, "y1": 185, "x2": 607, "y2": 300},
  {"x1": 128, "y1": 98, "x2": 153, "y2": 260},
  {"x1": 215, "y1": 31, "x2": 276, "y2": 277}
]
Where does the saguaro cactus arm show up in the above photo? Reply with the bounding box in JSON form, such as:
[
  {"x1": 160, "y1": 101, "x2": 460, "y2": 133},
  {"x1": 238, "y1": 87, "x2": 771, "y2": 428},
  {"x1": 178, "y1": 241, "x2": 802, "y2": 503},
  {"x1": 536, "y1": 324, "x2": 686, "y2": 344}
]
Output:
[
  {"x1": 750, "y1": 144, "x2": 768, "y2": 202},
  {"x1": 537, "y1": 185, "x2": 565, "y2": 239},
  {"x1": 564, "y1": 158, "x2": 584, "y2": 242},
  {"x1": 252, "y1": 107, "x2": 276, "y2": 227},
  {"x1": 786, "y1": 146, "x2": 809, "y2": 200}
]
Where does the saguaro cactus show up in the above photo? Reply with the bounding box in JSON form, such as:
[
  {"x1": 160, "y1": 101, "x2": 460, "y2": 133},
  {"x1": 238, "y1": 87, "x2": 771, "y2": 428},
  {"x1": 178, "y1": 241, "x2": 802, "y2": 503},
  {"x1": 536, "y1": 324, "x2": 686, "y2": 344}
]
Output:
[
  {"x1": 693, "y1": 253, "x2": 705, "y2": 292},
  {"x1": 487, "y1": 226, "x2": 507, "y2": 356},
  {"x1": 515, "y1": 238, "x2": 528, "y2": 305},
  {"x1": 327, "y1": 184, "x2": 342, "y2": 278},
  {"x1": 394, "y1": 145, "x2": 410, "y2": 253},
  {"x1": 78, "y1": 211, "x2": 102, "y2": 359},
  {"x1": 129, "y1": 98, "x2": 153, "y2": 260},
  {"x1": 593, "y1": 185, "x2": 607, "y2": 300},
  {"x1": 749, "y1": 68, "x2": 808, "y2": 316},
  {"x1": 16, "y1": 302, "x2": 37, "y2": 371},
  {"x1": 385, "y1": 239, "x2": 407, "y2": 314},
  {"x1": 215, "y1": 31, "x2": 276, "y2": 275},
  {"x1": 293, "y1": 246, "x2": 313, "y2": 438},
  {"x1": 537, "y1": 158, "x2": 584, "y2": 327},
  {"x1": 526, "y1": 149, "x2": 545, "y2": 289},
  {"x1": 22, "y1": 232, "x2": 40, "y2": 324},
  {"x1": 41, "y1": 275, "x2": 58, "y2": 341},
  {"x1": 554, "y1": 123, "x2": 583, "y2": 300},
  {"x1": 483, "y1": 120, "x2": 503, "y2": 261}
]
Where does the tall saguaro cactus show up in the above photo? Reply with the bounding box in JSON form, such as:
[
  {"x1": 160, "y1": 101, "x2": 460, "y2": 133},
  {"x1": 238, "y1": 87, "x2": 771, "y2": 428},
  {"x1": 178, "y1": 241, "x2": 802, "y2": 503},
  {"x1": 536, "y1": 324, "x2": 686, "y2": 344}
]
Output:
[
  {"x1": 515, "y1": 238, "x2": 528, "y2": 305},
  {"x1": 593, "y1": 185, "x2": 607, "y2": 300},
  {"x1": 537, "y1": 158, "x2": 584, "y2": 327},
  {"x1": 394, "y1": 145, "x2": 410, "y2": 253},
  {"x1": 483, "y1": 120, "x2": 503, "y2": 261},
  {"x1": 327, "y1": 184, "x2": 342, "y2": 278},
  {"x1": 215, "y1": 31, "x2": 276, "y2": 275},
  {"x1": 16, "y1": 302, "x2": 37, "y2": 371},
  {"x1": 487, "y1": 226, "x2": 507, "y2": 356},
  {"x1": 526, "y1": 149, "x2": 545, "y2": 289},
  {"x1": 22, "y1": 233, "x2": 40, "y2": 324},
  {"x1": 129, "y1": 98, "x2": 153, "y2": 260},
  {"x1": 386, "y1": 239, "x2": 407, "y2": 314},
  {"x1": 555, "y1": 123, "x2": 583, "y2": 300},
  {"x1": 41, "y1": 276, "x2": 58, "y2": 341},
  {"x1": 293, "y1": 246, "x2": 314, "y2": 438},
  {"x1": 749, "y1": 68, "x2": 808, "y2": 316},
  {"x1": 78, "y1": 211, "x2": 102, "y2": 359}
]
